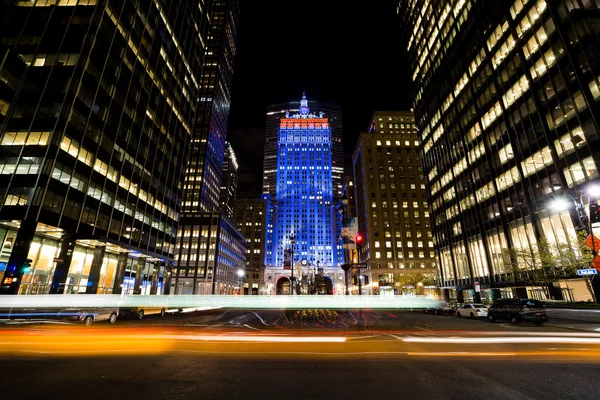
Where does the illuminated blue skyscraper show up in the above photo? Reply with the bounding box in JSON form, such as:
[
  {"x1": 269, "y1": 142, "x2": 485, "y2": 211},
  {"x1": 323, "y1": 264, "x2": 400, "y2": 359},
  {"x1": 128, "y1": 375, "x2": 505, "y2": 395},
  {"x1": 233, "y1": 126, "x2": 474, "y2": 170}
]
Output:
[{"x1": 268, "y1": 92, "x2": 338, "y2": 271}]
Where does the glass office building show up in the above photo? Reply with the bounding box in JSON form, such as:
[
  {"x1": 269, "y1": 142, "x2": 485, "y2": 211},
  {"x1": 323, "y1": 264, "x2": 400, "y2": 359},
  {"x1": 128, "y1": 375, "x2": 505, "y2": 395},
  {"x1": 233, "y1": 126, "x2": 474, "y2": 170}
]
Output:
[
  {"x1": 399, "y1": 0, "x2": 600, "y2": 301},
  {"x1": 181, "y1": 0, "x2": 239, "y2": 215},
  {"x1": 0, "y1": 0, "x2": 209, "y2": 295},
  {"x1": 173, "y1": 0, "x2": 244, "y2": 295},
  {"x1": 174, "y1": 212, "x2": 245, "y2": 295},
  {"x1": 219, "y1": 142, "x2": 238, "y2": 220}
]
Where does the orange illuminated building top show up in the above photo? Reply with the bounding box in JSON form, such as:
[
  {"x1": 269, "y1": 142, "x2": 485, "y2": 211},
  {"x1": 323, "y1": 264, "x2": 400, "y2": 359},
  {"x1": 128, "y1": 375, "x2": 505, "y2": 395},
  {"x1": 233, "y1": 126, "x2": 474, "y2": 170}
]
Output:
[
  {"x1": 279, "y1": 118, "x2": 329, "y2": 130},
  {"x1": 279, "y1": 90, "x2": 330, "y2": 129}
]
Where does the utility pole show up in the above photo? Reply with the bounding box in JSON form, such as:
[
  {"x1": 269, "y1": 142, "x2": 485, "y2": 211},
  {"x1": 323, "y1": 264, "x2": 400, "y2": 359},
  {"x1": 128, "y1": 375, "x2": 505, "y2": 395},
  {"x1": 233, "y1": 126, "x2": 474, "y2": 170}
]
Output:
[
  {"x1": 289, "y1": 234, "x2": 295, "y2": 295},
  {"x1": 339, "y1": 195, "x2": 350, "y2": 295}
]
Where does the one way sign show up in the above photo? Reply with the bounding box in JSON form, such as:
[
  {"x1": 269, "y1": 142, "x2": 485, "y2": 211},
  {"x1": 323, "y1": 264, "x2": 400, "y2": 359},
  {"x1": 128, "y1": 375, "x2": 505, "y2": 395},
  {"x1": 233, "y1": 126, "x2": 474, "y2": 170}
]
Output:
[{"x1": 577, "y1": 269, "x2": 598, "y2": 276}]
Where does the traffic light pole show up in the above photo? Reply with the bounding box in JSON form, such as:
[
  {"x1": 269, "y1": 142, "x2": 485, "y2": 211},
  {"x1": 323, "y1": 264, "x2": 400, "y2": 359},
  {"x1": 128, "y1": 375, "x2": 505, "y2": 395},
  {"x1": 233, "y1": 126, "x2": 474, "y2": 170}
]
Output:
[
  {"x1": 586, "y1": 200, "x2": 600, "y2": 302},
  {"x1": 342, "y1": 238, "x2": 350, "y2": 295},
  {"x1": 358, "y1": 268, "x2": 363, "y2": 295},
  {"x1": 574, "y1": 195, "x2": 600, "y2": 303}
]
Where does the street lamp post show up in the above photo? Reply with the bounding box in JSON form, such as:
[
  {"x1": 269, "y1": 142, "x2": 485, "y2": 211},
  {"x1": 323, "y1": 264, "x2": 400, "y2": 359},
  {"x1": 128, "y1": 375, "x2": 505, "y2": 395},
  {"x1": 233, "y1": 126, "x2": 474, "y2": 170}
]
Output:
[
  {"x1": 237, "y1": 269, "x2": 245, "y2": 295},
  {"x1": 289, "y1": 234, "x2": 295, "y2": 295},
  {"x1": 339, "y1": 195, "x2": 350, "y2": 295},
  {"x1": 550, "y1": 184, "x2": 600, "y2": 302}
]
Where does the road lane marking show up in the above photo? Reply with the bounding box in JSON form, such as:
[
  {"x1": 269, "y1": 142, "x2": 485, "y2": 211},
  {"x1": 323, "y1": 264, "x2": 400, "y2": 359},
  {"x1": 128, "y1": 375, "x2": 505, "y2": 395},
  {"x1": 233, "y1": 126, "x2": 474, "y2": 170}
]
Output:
[
  {"x1": 384, "y1": 333, "x2": 405, "y2": 340},
  {"x1": 407, "y1": 352, "x2": 516, "y2": 357},
  {"x1": 242, "y1": 324, "x2": 262, "y2": 331},
  {"x1": 403, "y1": 336, "x2": 600, "y2": 344},
  {"x1": 250, "y1": 312, "x2": 269, "y2": 326},
  {"x1": 415, "y1": 326, "x2": 433, "y2": 333}
]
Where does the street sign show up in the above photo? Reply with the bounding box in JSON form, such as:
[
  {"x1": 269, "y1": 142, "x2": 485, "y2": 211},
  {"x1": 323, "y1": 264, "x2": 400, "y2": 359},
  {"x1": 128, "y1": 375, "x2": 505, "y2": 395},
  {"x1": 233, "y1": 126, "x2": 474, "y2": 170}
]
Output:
[
  {"x1": 474, "y1": 281, "x2": 481, "y2": 292},
  {"x1": 342, "y1": 243, "x2": 356, "y2": 249},
  {"x1": 591, "y1": 255, "x2": 600, "y2": 271},
  {"x1": 53, "y1": 258, "x2": 64, "y2": 263},
  {"x1": 577, "y1": 269, "x2": 598, "y2": 276},
  {"x1": 584, "y1": 234, "x2": 600, "y2": 252}
]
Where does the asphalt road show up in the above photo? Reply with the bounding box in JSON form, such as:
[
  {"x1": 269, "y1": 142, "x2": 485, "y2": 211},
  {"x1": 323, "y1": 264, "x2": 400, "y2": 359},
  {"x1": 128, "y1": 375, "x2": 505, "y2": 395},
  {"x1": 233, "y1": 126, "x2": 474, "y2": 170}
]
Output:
[
  {"x1": 4, "y1": 356, "x2": 600, "y2": 400},
  {"x1": 2, "y1": 310, "x2": 600, "y2": 399},
  {"x1": 96, "y1": 308, "x2": 600, "y2": 333}
]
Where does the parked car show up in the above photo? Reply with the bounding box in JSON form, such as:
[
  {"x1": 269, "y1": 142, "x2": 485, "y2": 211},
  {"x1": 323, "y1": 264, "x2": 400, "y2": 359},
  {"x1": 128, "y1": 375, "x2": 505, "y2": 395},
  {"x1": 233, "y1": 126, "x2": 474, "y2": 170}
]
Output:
[
  {"x1": 424, "y1": 301, "x2": 456, "y2": 315},
  {"x1": 119, "y1": 306, "x2": 166, "y2": 320},
  {"x1": 487, "y1": 298, "x2": 547, "y2": 325},
  {"x1": 57, "y1": 307, "x2": 119, "y2": 326},
  {"x1": 456, "y1": 303, "x2": 488, "y2": 319}
]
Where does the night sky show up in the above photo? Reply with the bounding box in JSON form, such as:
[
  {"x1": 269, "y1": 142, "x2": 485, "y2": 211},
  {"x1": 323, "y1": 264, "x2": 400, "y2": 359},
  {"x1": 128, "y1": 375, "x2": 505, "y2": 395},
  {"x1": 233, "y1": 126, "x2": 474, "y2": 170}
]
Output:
[{"x1": 227, "y1": 1, "x2": 412, "y2": 197}]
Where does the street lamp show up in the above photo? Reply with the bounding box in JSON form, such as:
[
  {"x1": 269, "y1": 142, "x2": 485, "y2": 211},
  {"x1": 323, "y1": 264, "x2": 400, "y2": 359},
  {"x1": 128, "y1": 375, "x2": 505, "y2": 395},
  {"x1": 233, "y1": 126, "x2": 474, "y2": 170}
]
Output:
[
  {"x1": 289, "y1": 234, "x2": 295, "y2": 295},
  {"x1": 339, "y1": 195, "x2": 350, "y2": 295},
  {"x1": 237, "y1": 269, "x2": 245, "y2": 295},
  {"x1": 549, "y1": 184, "x2": 600, "y2": 302},
  {"x1": 549, "y1": 190, "x2": 593, "y2": 237},
  {"x1": 549, "y1": 197, "x2": 572, "y2": 213}
]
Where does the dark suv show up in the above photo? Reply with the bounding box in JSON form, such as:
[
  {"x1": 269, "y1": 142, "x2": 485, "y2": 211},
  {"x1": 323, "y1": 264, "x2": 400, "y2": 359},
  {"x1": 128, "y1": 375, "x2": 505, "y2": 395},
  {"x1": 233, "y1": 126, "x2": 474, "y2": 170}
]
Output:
[{"x1": 487, "y1": 298, "x2": 547, "y2": 325}]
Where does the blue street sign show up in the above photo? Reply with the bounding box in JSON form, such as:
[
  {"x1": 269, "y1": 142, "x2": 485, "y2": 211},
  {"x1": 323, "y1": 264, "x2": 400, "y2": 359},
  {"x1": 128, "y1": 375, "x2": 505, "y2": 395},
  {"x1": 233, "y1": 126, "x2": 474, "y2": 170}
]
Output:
[{"x1": 577, "y1": 269, "x2": 598, "y2": 276}]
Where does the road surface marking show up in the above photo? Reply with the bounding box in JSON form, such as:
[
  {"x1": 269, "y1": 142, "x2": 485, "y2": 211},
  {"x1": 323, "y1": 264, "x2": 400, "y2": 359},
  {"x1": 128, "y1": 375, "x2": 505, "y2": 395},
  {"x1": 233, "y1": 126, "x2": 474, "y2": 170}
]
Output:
[
  {"x1": 415, "y1": 326, "x2": 433, "y2": 333},
  {"x1": 407, "y1": 352, "x2": 516, "y2": 357},
  {"x1": 403, "y1": 336, "x2": 600, "y2": 344}
]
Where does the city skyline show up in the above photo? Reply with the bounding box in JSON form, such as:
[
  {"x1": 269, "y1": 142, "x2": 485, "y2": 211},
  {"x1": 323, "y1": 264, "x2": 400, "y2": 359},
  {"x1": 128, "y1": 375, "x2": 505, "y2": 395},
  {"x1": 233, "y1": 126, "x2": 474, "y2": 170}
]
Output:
[
  {"x1": 1, "y1": 2, "x2": 600, "y2": 397},
  {"x1": 227, "y1": 0, "x2": 411, "y2": 197}
]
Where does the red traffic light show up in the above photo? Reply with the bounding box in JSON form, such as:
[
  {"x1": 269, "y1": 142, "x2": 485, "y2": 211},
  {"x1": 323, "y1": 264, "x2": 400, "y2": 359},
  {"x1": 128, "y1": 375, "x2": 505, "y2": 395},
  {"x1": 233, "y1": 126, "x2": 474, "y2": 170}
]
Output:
[{"x1": 355, "y1": 234, "x2": 364, "y2": 244}]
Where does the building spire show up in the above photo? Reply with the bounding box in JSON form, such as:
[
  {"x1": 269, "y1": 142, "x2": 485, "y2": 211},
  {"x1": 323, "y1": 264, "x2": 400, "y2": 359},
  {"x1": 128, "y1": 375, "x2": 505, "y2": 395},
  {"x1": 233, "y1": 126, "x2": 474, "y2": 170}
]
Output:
[{"x1": 299, "y1": 90, "x2": 310, "y2": 115}]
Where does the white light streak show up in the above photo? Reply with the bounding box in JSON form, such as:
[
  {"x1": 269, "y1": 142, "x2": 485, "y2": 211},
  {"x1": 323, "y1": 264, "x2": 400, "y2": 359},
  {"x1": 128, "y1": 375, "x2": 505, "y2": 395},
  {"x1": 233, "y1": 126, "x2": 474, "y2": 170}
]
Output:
[
  {"x1": 403, "y1": 337, "x2": 600, "y2": 344},
  {"x1": 0, "y1": 295, "x2": 440, "y2": 310},
  {"x1": 169, "y1": 335, "x2": 347, "y2": 343}
]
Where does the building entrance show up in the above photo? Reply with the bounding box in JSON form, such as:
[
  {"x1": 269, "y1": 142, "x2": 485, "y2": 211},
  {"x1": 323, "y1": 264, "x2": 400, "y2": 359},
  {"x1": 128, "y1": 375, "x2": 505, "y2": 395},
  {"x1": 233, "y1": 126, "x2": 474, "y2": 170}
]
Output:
[{"x1": 276, "y1": 277, "x2": 291, "y2": 295}]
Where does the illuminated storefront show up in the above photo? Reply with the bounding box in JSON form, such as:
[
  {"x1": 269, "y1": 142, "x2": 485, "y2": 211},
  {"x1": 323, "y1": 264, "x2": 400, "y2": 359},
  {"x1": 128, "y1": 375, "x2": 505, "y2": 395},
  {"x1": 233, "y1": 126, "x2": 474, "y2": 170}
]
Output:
[{"x1": 0, "y1": 224, "x2": 168, "y2": 295}]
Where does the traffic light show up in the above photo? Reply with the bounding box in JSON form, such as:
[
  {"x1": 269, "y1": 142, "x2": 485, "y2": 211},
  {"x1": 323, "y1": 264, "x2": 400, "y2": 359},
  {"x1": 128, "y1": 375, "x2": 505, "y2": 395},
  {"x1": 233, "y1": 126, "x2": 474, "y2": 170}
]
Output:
[
  {"x1": 355, "y1": 234, "x2": 364, "y2": 246},
  {"x1": 590, "y1": 202, "x2": 600, "y2": 224}
]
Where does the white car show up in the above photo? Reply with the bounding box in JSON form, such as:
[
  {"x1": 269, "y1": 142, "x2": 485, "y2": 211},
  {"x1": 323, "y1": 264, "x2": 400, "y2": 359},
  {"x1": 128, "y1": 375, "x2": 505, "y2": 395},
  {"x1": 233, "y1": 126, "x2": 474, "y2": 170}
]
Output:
[
  {"x1": 456, "y1": 303, "x2": 488, "y2": 319},
  {"x1": 57, "y1": 307, "x2": 119, "y2": 326}
]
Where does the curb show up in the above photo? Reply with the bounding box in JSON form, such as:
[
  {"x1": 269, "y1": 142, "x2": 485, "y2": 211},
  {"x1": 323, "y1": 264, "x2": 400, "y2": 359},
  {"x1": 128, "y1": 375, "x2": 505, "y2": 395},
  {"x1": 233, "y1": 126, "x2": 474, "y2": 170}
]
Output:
[{"x1": 544, "y1": 323, "x2": 600, "y2": 333}]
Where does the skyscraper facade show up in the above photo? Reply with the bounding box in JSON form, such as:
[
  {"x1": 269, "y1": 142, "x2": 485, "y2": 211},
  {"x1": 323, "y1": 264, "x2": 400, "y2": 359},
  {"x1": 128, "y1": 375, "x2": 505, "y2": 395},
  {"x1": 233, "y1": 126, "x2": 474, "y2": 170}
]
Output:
[
  {"x1": 263, "y1": 99, "x2": 344, "y2": 201},
  {"x1": 173, "y1": 0, "x2": 245, "y2": 295},
  {"x1": 264, "y1": 93, "x2": 344, "y2": 295},
  {"x1": 174, "y1": 212, "x2": 245, "y2": 295},
  {"x1": 353, "y1": 111, "x2": 436, "y2": 295},
  {"x1": 219, "y1": 142, "x2": 238, "y2": 220},
  {"x1": 0, "y1": 0, "x2": 208, "y2": 295},
  {"x1": 233, "y1": 198, "x2": 267, "y2": 295},
  {"x1": 182, "y1": 0, "x2": 239, "y2": 215},
  {"x1": 400, "y1": 0, "x2": 600, "y2": 302}
]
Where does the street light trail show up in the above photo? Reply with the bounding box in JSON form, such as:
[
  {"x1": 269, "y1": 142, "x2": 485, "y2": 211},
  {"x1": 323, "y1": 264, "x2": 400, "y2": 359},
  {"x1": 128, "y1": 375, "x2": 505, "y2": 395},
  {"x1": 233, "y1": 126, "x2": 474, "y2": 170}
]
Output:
[
  {"x1": 0, "y1": 294, "x2": 440, "y2": 309},
  {"x1": 403, "y1": 336, "x2": 600, "y2": 344},
  {"x1": 2, "y1": 327, "x2": 600, "y2": 360}
]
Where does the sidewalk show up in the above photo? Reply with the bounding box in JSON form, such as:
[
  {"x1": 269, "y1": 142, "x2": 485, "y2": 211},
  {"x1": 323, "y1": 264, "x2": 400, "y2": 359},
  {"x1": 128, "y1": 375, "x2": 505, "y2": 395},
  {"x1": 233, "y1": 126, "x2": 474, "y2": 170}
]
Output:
[{"x1": 544, "y1": 307, "x2": 600, "y2": 323}]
